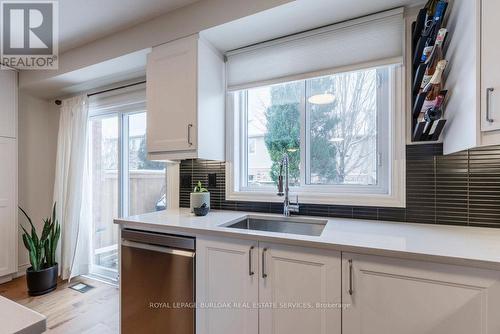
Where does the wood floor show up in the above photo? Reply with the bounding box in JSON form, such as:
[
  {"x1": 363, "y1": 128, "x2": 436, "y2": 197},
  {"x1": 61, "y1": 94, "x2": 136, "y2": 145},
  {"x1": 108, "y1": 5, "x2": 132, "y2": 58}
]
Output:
[{"x1": 0, "y1": 276, "x2": 119, "y2": 334}]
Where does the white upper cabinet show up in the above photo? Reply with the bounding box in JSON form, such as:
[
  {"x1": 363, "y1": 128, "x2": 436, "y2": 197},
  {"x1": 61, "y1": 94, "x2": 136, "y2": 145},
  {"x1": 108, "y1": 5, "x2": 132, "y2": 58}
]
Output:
[
  {"x1": 342, "y1": 253, "x2": 500, "y2": 334},
  {"x1": 443, "y1": 0, "x2": 500, "y2": 154},
  {"x1": 0, "y1": 69, "x2": 17, "y2": 138},
  {"x1": 480, "y1": 0, "x2": 500, "y2": 132},
  {"x1": 146, "y1": 34, "x2": 225, "y2": 161},
  {"x1": 147, "y1": 36, "x2": 197, "y2": 154}
]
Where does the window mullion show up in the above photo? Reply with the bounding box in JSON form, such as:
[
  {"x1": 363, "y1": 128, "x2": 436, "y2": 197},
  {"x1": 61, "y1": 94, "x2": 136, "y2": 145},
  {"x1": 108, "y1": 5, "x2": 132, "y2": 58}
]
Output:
[
  {"x1": 241, "y1": 91, "x2": 249, "y2": 189},
  {"x1": 376, "y1": 67, "x2": 390, "y2": 192},
  {"x1": 301, "y1": 80, "x2": 308, "y2": 188},
  {"x1": 119, "y1": 113, "x2": 129, "y2": 217}
]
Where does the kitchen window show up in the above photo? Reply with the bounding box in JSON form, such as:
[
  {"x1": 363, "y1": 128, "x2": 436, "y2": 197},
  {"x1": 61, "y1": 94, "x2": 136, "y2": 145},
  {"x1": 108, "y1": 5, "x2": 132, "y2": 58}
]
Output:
[{"x1": 225, "y1": 9, "x2": 405, "y2": 207}]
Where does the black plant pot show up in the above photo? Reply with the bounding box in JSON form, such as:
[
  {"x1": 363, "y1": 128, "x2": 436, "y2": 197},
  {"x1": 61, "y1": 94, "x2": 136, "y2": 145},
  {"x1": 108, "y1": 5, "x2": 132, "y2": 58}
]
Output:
[{"x1": 26, "y1": 264, "x2": 58, "y2": 296}]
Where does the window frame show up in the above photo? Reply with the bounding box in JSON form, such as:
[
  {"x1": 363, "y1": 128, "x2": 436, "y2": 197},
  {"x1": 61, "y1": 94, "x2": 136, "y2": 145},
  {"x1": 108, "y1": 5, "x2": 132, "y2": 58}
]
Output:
[{"x1": 225, "y1": 64, "x2": 406, "y2": 207}]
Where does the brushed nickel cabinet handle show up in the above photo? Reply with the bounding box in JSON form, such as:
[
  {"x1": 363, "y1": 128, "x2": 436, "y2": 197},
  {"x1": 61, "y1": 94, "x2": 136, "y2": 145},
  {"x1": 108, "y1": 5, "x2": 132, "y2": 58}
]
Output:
[
  {"x1": 262, "y1": 248, "x2": 268, "y2": 278},
  {"x1": 487, "y1": 88, "x2": 495, "y2": 123},
  {"x1": 187, "y1": 123, "x2": 193, "y2": 146},
  {"x1": 249, "y1": 246, "x2": 254, "y2": 276},
  {"x1": 348, "y1": 259, "x2": 353, "y2": 296}
]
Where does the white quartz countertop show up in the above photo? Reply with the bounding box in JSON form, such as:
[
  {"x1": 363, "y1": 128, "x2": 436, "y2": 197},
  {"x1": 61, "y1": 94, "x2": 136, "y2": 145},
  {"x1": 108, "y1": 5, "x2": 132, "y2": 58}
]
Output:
[
  {"x1": 0, "y1": 296, "x2": 46, "y2": 334},
  {"x1": 115, "y1": 209, "x2": 500, "y2": 270}
]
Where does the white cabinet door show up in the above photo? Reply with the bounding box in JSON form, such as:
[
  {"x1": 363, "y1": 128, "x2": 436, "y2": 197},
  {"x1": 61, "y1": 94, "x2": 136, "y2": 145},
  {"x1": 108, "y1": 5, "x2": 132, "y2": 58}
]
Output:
[
  {"x1": 147, "y1": 35, "x2": 197, "y2": 153},
  {"x1": 0, "y1": 69, "x2": 17, "y2": 138},
  {"x1": 342, "y1": 253, "x2": 500, "y2": 334},
  {"x1": 481, "y1": 0, "x2": 500, "y2": 131},
  {"x1": 197, "y1": 236, "x2": 259, "y2": 334},
  {"x1": 259, "y1": 242, "x2": 341, "y2": 334},
  {"x1": 0, "y1": 138, "x2": 17, "y2": 276}
]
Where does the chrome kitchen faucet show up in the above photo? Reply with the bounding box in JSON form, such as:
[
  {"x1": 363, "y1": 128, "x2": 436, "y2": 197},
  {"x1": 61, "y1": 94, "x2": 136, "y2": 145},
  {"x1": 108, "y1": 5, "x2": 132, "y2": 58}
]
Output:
[{"x1": 277, "y1": 153, "x2": 299, "y2": 217}]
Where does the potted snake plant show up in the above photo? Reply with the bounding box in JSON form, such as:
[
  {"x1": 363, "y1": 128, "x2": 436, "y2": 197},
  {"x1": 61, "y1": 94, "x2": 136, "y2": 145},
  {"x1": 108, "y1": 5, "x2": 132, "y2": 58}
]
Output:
[
  {"x1": 190, "y1": 181, "x2": 210, "y2": 215},
  {"x1": 19, "y1": 203, "x2": 60, "y2": 296}
]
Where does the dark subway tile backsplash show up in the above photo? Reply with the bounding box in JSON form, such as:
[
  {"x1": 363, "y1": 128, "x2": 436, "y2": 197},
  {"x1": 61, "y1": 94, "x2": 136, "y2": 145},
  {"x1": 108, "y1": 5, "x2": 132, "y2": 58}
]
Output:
[{"x1": 179, "y1": 144, "x2": 500, "y2": 228}]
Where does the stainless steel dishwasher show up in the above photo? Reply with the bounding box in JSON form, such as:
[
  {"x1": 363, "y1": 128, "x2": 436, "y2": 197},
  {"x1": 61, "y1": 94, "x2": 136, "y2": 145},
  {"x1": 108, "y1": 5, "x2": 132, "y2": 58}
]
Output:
[{"x1": 121, "y1": 229, "x2": 195, "y2": 334}]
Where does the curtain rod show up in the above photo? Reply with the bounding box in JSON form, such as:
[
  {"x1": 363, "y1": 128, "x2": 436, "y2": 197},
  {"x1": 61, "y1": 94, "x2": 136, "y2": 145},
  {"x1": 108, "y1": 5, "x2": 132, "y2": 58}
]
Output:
[{"x1": 54, "y1": 80, "x2": 146, "y2": 105}]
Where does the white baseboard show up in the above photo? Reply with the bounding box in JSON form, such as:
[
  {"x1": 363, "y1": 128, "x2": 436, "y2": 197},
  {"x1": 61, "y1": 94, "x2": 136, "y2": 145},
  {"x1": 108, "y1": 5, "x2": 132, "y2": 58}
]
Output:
[
  {"x1": 0, "y1": 275, "x2": 12, "y2": 284},
  {"x1": 0, "y1": 263, "x2": 29, "y2": 284},
  {"x1": 15, "y1": 263, "x2": 30, "y2": 278}
]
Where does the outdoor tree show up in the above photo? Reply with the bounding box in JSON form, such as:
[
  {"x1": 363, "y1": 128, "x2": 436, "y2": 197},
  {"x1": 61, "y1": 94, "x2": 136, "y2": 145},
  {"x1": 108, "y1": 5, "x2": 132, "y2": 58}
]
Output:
[
  {"x1": 264, "y1": 82, "x2": 301, "y2": 185},
  {"x1": 136, "y1": 137, "x2": 165, "y2": 170},
  {"x1": 327, "y1": 69, "x2": 377, "y2": 185},
  {"x1": 264, "y1": 68, "x2": 378, "y2": 186},
  {"x1": 308, "y1": 76, "x2": 340, "y2": 183}
]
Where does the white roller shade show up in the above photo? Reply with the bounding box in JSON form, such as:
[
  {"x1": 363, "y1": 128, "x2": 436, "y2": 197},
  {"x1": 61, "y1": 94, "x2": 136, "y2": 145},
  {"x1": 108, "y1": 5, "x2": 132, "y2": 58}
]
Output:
[
  {"x1": 88, "y1": 83, "x2": 146, "y2": 115},
  {"x1": 226, "y1": 8, "x2": 404, "y2": 91}
]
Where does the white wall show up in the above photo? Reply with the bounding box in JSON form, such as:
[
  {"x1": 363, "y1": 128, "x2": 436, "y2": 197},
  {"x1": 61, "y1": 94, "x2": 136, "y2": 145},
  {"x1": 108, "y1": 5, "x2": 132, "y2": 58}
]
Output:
[{"x1": 17, "y1": 93, "x2": 59, "y2": 272}]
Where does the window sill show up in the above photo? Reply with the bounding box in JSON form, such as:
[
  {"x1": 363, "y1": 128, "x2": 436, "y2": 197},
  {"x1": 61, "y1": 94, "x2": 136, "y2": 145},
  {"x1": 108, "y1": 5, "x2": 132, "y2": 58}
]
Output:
[{"x1": 226, "y1": 189, "x2": 406, "y2": 208}]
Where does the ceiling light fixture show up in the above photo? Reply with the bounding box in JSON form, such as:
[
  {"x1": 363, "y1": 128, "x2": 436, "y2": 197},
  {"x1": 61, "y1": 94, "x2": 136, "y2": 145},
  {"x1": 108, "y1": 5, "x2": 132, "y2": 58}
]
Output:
[{"x1": 308, "y1": 93, "x2": 335, "y2": 105}]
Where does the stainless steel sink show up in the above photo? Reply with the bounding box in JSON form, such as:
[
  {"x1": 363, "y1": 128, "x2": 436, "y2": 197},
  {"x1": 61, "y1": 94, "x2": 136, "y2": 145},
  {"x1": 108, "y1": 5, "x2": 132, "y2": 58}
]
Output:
[{"x1": 224, "y1": 216, "x2": 327, "y2": 237}]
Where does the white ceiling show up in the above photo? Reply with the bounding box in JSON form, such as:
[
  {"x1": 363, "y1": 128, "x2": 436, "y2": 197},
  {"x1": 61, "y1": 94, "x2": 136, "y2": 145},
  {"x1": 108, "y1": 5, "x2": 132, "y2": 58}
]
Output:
[
  {"x1": 202, "y1": 0, "x2": 423, "y2": 52},
  {"x1": 58, "y1": 0, "x2": 199, "y2": 52}
]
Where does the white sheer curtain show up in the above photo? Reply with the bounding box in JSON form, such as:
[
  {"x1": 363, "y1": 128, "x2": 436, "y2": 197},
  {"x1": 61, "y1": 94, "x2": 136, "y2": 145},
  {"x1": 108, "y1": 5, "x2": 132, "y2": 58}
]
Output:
[{"x1": 53, "y1": 95, "x2": 91, "y2": 280}]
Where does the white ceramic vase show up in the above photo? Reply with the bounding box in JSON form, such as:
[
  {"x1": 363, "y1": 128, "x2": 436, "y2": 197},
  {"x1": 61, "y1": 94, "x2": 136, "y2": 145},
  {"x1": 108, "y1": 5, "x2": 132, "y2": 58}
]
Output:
[{"x1": 190, "y1": 192, "x2": 210, "y2": 213}]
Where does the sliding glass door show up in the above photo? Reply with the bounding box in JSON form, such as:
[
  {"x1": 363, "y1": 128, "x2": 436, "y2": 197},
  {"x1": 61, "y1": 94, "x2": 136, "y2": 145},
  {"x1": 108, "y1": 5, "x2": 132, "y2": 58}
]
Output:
[
  {"x1": 89, "y1": 114, "x2": 120, "y2": 280},
  {"x1": 126, "y1": 112, "x2": 166, "y2": 216},
  {"x1": 88, "y1": 102, "x2": 166, "y2": 281}
]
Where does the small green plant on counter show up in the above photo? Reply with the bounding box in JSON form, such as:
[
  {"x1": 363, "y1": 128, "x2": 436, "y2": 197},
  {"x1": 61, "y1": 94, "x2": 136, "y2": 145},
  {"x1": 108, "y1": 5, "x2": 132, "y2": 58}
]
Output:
[
  {"x1": 19, "y1": 203, "x2": 61, "y2": 271},
  {"x1": 193, "y1": 181, "x2": 208, "y2": 193}
]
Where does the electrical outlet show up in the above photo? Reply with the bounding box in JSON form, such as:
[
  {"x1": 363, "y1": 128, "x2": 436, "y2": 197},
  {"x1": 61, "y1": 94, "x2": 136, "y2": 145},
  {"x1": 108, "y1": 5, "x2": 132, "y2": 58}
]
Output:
[
  {"x1": 181, "y1": 174, "x2": 192, "y2": 188},
  {"x1": 208, "y1": 173, "x2": 217, "y2": 188}
]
